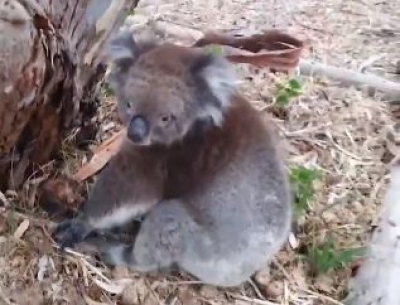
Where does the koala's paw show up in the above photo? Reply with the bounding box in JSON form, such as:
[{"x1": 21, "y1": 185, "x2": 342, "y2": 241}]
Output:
[
  {"x1": 91, "y1": 237, "x2": 132, "y2": 267},
  {"x1": 52, "y1": 219, "x2": 90, "y2": 250}
]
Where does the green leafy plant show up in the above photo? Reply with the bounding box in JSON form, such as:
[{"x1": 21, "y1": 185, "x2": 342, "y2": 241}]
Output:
[
  {"x1": 289, "y1": 165, "x2": 321, "y2": 216},
  {"x1": 273, "y1": 78, "x2": 302, "y2": 107},
  {"x1": 303, "y1": 236, "x2": 365, "y2": 276}
]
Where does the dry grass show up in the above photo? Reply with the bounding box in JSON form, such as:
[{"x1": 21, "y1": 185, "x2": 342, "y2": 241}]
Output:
[{"x1": 0, "y1": 0, "x2": 399, "y2": 304}]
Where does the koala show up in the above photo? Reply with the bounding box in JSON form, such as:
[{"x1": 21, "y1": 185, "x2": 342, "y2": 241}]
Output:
[{"x1": 53, "y1": 30, "x2": 292, "y2": 287}]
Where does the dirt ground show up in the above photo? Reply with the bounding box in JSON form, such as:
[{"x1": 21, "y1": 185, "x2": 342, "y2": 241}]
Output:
[{"x1": 0, "y1": 0, "x2": 399, "y2": 304}]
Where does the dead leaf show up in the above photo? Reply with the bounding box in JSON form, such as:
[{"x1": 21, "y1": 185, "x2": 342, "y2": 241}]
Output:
[
  {"x1": 73, "y1": 129, "x2": 125, "y2": 182},
  {"x1": 13, "y1": 219, "x2": 29, "y2": 239},
  {"x1": 193, "y1": 29, "x2": 306, "y2": 71}
]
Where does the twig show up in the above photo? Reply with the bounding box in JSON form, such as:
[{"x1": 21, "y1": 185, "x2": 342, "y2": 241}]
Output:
[
  {"x1": 358, "y1": 54, "x2": 386, "y2": 72},
  {"x1": 248, "y1": 279, "x2": 267, "y2": 300},
  {"x1": 272, "y1": 259, "x2": 345, "y2": 305},
  {"x1": 228, "y1": 293, "x2": 279, "y2": 305},
  {"x1": 299, "y1": 59, "x2": 400, "y2": 100},
  {"x1": 299, "y1": 288, "x2": 345, "y2": 305}
]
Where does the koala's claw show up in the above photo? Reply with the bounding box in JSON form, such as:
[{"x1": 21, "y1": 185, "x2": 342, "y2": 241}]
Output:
[{"x1": 52, "y1": 219, "x2": 90, "y2": 250}]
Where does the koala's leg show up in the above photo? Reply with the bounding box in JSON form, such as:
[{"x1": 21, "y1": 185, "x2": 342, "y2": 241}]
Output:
[
  {"x1": 94, "y1": 199, "x2": 256, "y2": 286},
  {"x1": 53, "y1": 152, "x2": 163, "y2": 249},
  {"x1": 94, "y1": 199, "x2": 190, "y2": 272}
]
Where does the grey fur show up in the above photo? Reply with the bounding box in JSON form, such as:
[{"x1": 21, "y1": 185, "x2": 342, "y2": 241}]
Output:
[{"x1": 53, "y1": 31, "x2": 292, "y2": 287}]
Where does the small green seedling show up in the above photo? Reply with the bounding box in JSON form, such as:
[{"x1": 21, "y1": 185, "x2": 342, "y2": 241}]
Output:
[
  {"x1": 289, "y1": 165, "x2": 321, "y2": 217},
  {"x1": 273, "y1": 78, "x2": 302, "y2": 107},
  {"x1": 303, "y1": 236, "x2": 365, "y2": 276}
]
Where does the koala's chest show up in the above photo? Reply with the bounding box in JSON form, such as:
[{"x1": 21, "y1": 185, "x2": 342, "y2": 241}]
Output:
[
  {"x1": 162, "y1": 146, "x2": 227, "y2": 199},
  {"x1": 163, "y1": 172, "x2": 195, "y2": 199}
]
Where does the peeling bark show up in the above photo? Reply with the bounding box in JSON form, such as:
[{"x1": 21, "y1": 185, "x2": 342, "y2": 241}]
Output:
[
  {"x1": 347, "y1": 160, "x2": 400, "y2": 305},
  {"x1": 0, "y1": 0, "x2": 139, "y2": 190}
]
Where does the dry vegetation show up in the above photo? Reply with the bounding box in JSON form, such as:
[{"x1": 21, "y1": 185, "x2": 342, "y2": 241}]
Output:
[{"x1": 0, "y1": 0, "x2": 399, "y2": 304}]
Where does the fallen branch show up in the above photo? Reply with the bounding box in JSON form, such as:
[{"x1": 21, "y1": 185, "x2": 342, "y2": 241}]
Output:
[
  {"x1": 149, "y1": 20, "x2": 400, "y2": 100},
  {"x1": 346, "y1": 160, "x2": 400, "y2": 305},
  {"x1": 299, "y1": 59, "x2": 400, "y2": 100},
  {"x1": 192, "y1": 30, "x2": 305, "y2": 71}
]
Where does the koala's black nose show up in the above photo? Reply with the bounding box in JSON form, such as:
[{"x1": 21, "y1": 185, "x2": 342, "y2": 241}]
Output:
[{"x1": 128, "y1": 115, "x2": 149, "y2": 143}]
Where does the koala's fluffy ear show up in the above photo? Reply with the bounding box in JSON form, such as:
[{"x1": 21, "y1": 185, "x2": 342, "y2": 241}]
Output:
[
  {"x1": 107, "y1": 29, "x2": 140, "y2": 68},
  {"x1": 190, "y1": 52, "x2": 237, "y2": 125},
  {"x1": 105, "y1": 30, "x2": 139, "y2": 91},
  {"x1": 106, "y1": 30, "x2": 157, "y2": 91}
]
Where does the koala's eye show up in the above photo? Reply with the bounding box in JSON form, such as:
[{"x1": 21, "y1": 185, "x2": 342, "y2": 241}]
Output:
[
  {"x1": 161, "y1": 114, "x2": 176, "y2": 124},
  {"x1": 126, "y1": 102, "x2": 131, "y2": 109}
]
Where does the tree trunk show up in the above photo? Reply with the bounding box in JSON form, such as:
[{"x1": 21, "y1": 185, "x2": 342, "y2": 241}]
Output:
[
  {"x1": 0, "y1": 0, "x2": 138, "y2": 191},
  {"x1": 346, "y1": 159, "x2": 400, "y2": 305}
]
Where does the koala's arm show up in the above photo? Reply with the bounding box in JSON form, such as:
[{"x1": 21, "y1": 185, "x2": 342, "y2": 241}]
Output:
[{"x1": 53, "y1": 146, "x2": 164, "y2": 248}]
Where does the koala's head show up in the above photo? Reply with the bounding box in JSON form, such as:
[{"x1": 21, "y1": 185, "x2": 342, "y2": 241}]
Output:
[{"x1": 106, "y1": 30, "x2": 237, "y2": 146}]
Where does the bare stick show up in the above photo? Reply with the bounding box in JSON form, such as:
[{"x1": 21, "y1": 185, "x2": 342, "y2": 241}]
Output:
[
  {"x1": 299, "y1": 59, "x2": 400, "y2": 100},
  {"x1": 346, "y1": 161, "x2": 400, "y2": 305}
]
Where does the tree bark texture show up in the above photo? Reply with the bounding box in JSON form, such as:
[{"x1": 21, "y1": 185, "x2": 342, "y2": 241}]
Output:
[
  {"x1": 346, "y1": 159, "x2": 400, "y2": 305},
  {"x1": 0, "y1": 0, "x2": 138, "y2": 190}
]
